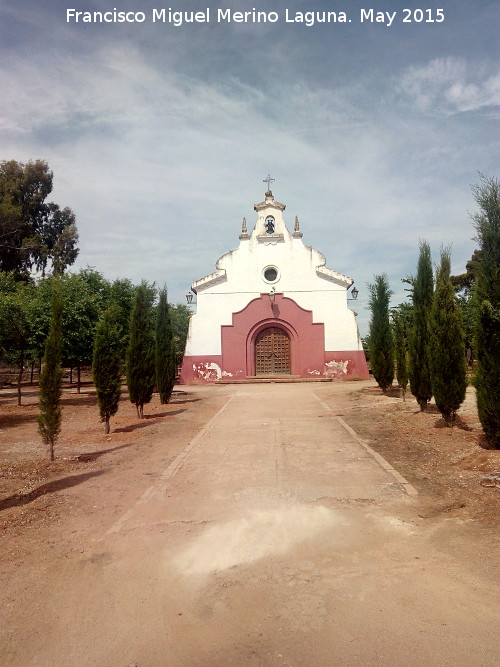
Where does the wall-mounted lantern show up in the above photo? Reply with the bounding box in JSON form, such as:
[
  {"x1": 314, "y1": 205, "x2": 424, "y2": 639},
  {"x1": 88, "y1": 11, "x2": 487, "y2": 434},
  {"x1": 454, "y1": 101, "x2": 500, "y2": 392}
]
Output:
[
  {"x1": 269, "y1": 286, "x2": 276, "y2": 303},
  {"x1": 186, "y1": 292, "x2": 194, "y2": 304},
  {"x1": 349, "y1": 287, "x2": 359, "y2": 300}
]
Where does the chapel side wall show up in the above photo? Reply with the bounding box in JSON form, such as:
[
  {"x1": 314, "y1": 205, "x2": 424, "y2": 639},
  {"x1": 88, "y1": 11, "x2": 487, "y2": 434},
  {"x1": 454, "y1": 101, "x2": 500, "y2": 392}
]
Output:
[
  {"x1": 288, "y1": 290, "x2": 361, "y2": 350},
  {"x1": 178, "y1": 356, "x2": 220, "y2": 384},
  {"x1": 184, "y1": 291, "x2": 261, "y2": 356}
]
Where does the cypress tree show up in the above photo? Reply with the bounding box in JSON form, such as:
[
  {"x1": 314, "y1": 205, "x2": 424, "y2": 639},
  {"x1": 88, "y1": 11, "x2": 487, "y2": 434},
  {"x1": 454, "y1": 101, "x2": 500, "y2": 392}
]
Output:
[
  {"x1": 409, "y1": 241, "x2": 434, "y2": 411},
  {"x1": 428, "y1": 248, "x2": 467, "y2": 425},
  {"x1": 126, "y1": 282, "x2": 156, "y2": 418},
  {"x1": 92, "y1": 306, "x2": 122, "y2": 434},
  {"x1": 37, "y1": 285, "x2": 63, "y2": 461},
  {"x1": 471, "y1": 175, "x2": 500, "y2": 448},
  {"x1": 155, "y1": 287, "x2": 176, "y2": 404},
  {"x1": 392, "y1": 307, "x2": 410, "y2": 401},
  {"x1": 368, "y1": 274, "x2": 394, "y2": 393}
]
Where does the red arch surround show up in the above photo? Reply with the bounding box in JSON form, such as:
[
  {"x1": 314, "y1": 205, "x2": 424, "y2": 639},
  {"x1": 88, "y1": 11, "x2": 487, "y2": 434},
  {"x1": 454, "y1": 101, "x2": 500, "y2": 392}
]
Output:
[{"x1": 220, "y1": 293, "x2": 325, "y2": 378}]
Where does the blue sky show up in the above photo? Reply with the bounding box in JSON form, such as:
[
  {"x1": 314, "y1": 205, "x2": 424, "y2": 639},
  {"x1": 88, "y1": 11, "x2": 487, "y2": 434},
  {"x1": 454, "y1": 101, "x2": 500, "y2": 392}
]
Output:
[{"x1": 1, "y1": 1, "x2": 499, "y2": 334}]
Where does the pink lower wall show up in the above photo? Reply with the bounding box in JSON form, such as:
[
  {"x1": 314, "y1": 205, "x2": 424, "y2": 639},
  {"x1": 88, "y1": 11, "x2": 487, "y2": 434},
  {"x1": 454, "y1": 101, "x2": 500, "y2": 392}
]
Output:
[
  {"x1": 323, "y1": 350, "x2": 370, "y2": 379},
  {"x1": 179, "y1": 355, "x2": 224, "y2": 384},
  {"x1": 179, "y1": 293, "x2": 370, "y2": 384}
]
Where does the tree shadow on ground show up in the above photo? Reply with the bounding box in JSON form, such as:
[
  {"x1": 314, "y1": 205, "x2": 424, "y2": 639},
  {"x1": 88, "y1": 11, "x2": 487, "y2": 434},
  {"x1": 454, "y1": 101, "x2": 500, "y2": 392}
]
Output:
[
  {"x1": 360, "y1": 385, "x2": 403, "y2": 398},
  {"x1": 146, "y1": 409, "x2": 185, "y2": 418},
  {"x1": 0, "y1": 389, "x2": 40, "y2": 400},
  {"x1": 113, "y1": 408, "x2": 185, "y2": 433},
  {"x1": 62, "y1": 393, "x2": 98, "y2": 407},
  {"x1": 0, "y1": 412, "x2": 38, "y2": 428},
  {"x1": 113, "y1": 422, "x2": 152, "y2": 434},
  {"x1": 63, "y1": 381, "x2": 94, "y2": 390},
  {"x1": 434, "y1": 415, "x2": 473, "y2": 431},
  {"x1": 384, "y1": 387, "x2": 404, "y2": 398},
  {"x1": 412, "y1": 404, "x2": 441, "y2": 415},
  {"x1": 478, "y1": 434, "x2": 498, "y2": 450},
  {"x1": 76, "y1": 443, "x2": 134, "y2": 462},
  {"x1": 0, "y1": 469, "x2": 107, "y2": 512}
]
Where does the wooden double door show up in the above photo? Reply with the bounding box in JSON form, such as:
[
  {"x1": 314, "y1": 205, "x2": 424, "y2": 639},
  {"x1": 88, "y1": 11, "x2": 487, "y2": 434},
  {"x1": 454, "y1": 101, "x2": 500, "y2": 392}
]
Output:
[{"x1": 255, "y1": 327, "x2": 291, "y2": 375}]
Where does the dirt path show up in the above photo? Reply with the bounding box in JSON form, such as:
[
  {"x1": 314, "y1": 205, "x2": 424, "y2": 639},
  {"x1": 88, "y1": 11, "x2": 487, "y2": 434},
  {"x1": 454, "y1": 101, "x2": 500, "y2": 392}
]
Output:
[{"x1": 1, "y1": 382, "x2": 498, "y2": 666}]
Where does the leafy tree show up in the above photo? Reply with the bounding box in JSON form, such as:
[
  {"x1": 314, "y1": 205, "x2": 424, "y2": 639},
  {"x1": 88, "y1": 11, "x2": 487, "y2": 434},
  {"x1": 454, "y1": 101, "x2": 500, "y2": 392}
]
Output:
[
  {"x1": 428, "y1": 248, "x2": 467, "y2": 425},
  {"x1": 105, "y1": 278, "x2": 136, "y2": 358},
  {"x1": 37, "y1": 285, "x2": 64, "y2": 460},
  {"x1": 361, "y1": 335, "x2": 371, "y2": 365},
  {"x1": 169, "y1": 303, "x2": 191, "y2": 367},
  {"x1": 17, "y1": 272, "x2": 135, "y2": 392},
  {"x1": 156, "y1": 287, "x2": 176, "y2": 404},
  {"x1": 0, "y1": 270, "x2": 19, "y2": 295},
  {"x1": 409, "y1": 240, "x2": 434, "y2": 411},
  {"x1": 455, "y1": 292, "x2": 475, "y2": 363},
  {"x1": 60, "y1": 269, "x2": 109, "y2": 392},
  {"x1": 126, "y1": 282, "x2": 156, "y2": 418},
  {"x1": 92, "y1": 307, "x2": 122, "y2": 434},
  {"x1": 451, "y1": 249, "x2": 482, "y2": 296},
  {"x1": 451, "y1": 249, "x2": 482, "y2": 359},
  {"x1": 26, "y1": 277, "x2": 57, "y2": 371},
  {"x1": 471, "y1": 175, "x2": 500, "y2": 448},
  {"x1": 367, "y1": 274, "x2": 394, "y2": 392},
  {"x1": 0, "y1": 160, "x2": 78, "y2": 278},
  {"x1": 26, "y1": 269, "x2": 111, "y2": 390},
  {"x1": 0, "y1": 279, "x2": 35, "y2": 405},
  {"x1": 392, "y1": 303, "x2": 411, "y2": 400}
]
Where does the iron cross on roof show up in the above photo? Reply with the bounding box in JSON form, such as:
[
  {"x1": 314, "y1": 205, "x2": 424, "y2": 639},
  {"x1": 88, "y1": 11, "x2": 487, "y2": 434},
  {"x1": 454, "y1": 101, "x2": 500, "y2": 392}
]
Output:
[{"x1": 263, "y1": 174, "x2": 275, "y2": 190}]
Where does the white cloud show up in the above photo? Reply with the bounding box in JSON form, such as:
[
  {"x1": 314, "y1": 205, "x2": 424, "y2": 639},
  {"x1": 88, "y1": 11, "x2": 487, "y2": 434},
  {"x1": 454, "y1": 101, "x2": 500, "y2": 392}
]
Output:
[{"x1": 397, "y1": 57, "x2": 500, "y2": 116}]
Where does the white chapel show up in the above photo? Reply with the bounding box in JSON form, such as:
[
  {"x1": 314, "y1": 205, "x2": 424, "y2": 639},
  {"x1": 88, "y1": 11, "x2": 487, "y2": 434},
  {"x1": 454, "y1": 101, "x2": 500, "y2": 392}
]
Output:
[{"x1": 180, "y1": 183, "x2": 369, "y2": 383}]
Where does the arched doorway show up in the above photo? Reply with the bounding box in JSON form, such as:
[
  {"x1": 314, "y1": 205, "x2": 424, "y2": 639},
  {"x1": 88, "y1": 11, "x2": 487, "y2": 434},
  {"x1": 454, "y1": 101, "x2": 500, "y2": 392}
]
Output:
[{"x1": 255, "y1": 327, "x2": 291, "y2": 375}]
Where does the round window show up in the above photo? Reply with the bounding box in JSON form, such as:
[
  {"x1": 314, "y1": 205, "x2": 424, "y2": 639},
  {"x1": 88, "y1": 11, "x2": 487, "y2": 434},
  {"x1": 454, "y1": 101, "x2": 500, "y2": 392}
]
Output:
[{"x1": 263, "y1": 266, "x2": 280, "y2": 283}]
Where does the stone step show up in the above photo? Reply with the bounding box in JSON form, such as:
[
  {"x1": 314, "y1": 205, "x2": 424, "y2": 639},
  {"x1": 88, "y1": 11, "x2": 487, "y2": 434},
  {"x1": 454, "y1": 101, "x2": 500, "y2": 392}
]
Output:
[{"x1": 215, "y1": 375, "x2": 333, "y2": 384}]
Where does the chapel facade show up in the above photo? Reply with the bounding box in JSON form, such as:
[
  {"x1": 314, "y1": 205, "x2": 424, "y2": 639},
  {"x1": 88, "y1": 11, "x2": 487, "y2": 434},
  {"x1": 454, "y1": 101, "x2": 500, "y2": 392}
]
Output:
[{"x1": 179, "y1": 187, "x2": 369, "y2": 384}]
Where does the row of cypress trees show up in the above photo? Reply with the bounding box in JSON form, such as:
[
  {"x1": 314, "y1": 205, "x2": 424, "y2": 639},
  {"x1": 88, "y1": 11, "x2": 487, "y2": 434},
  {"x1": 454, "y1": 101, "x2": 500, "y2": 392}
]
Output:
[
  {"x1": 369, "y1": 246, "x2": 469, "y2": 425},
  {"x1": 93, "y1": 283, "x2": 177, "y2": 430},
  {"x1": 368, "y1": 175, "x2": 499, "y2": 446},
  {"x1": 38, "y1": 281, "x2": 178, "y2": 458}
]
